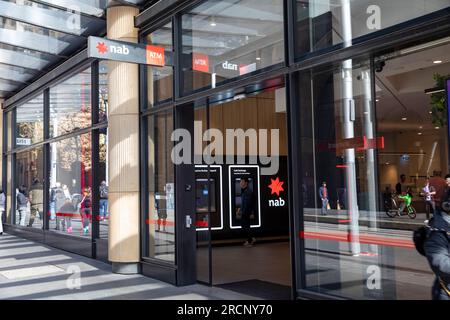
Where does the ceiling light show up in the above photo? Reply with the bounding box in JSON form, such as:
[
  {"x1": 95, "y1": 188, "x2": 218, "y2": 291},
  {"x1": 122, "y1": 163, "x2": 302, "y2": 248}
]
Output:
[
  {"x1": 419, "y1": 126, "x2": 423, "y2": 129},
  {"x1": 256, "y1": 57, "x2": 261, "y2": 61},
  {"x1": 429, "y1": 111, "x2": 433, "y2": 114},
  {"x1": 402, "y1": 117, "x2": 407, "y2": 121},
  {"x1": 209, "y1": 17, "x2": 217, "y2": 27},
  {"x1": 418, "y1": 132, "x2": 423, "y2": 136},
  {"x1": 435, "y1": 127, "x2": 440, "y2": 130},
  {"x1": 433, "y1": 60, "x2": 442, "y2": 64},
  {"x1": 376, "y1": 99, "x2": 380, "y2": 102}
]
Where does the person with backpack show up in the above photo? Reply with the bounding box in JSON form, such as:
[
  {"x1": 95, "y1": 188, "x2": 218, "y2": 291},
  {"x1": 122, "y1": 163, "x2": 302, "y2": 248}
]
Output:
[
  {"x1": 416, "y1": 174, "x2": 450, "y2": 300},
  {"x1": 99, "y1": 181, "x2": 108, "y2": 221}
]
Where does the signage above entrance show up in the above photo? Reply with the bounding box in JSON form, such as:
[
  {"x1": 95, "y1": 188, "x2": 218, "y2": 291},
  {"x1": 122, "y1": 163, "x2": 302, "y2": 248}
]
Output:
[{"x1": 87, "y1": 36, "x2": 172, "y2": 67}]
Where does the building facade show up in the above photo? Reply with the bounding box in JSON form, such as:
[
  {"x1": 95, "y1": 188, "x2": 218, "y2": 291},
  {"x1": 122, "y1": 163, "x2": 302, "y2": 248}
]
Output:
[{"x1": 1, "y1": 0, "x2": 450, "y2": 300}]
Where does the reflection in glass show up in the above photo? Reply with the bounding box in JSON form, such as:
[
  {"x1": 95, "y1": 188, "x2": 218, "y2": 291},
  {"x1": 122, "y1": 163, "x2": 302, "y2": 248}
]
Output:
[
  {"x1": 145, "y1": 22, "x2": 173, "y2": 106},
  {"x1": 182, "y1": 0, "x2": 285, "y2": 94},
  {"x1": 99, "y1": 61, "x2": 108, "y2": 122},
  {"x1": 296, "y1": 0, "x2": 450, "y2": 57},
  {"x1": 50, "y1": 68, "x2": 92, "y2": 138},
  {"x1": 15, "y1": 95, "x2": 44, "y2": 146},
  {"x1": 15, "y1": 148, "x2": 44, "y2": 229},
  {"x1": 147, "y1": 111, "x2": 175, "y2": 262},
  {"x1": 99, "y1": 131, "x2": 109, "y2": 239},
  {"x1": 49, "y1": 134, "x2": 92, "y2": 237}
]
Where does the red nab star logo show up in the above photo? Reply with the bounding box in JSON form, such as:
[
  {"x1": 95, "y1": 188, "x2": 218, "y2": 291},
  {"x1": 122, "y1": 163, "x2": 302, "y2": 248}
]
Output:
[
  {"x1": 268, "y1": 177, "x2": 284, "y2": 196},
  {"x1": 96, "y1": 42, "x2": 108, "y2": 54}
]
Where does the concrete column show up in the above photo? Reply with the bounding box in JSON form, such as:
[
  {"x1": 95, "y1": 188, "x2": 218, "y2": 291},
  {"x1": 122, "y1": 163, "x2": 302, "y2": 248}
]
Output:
[{"x1": 107, "y1": 4, "x2": 141, "y2": 274}]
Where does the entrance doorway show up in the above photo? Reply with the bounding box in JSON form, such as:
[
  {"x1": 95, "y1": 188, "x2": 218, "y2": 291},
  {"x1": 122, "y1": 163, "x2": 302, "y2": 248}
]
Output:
[{"x1": 193, "y1": 81, "x2": 292, "y2": 299}]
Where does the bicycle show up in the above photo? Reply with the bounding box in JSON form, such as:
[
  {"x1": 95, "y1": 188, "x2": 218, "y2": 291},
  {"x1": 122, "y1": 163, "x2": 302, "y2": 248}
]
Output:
[{"x1": 385, "y1": 193, "x2": 416, "y2": 219}]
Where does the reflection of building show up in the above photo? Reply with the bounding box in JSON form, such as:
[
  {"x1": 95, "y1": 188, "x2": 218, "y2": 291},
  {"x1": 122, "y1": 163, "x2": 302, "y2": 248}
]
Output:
[{"x1": 0, "y1": 0, "x2": 449, "y2": 300}]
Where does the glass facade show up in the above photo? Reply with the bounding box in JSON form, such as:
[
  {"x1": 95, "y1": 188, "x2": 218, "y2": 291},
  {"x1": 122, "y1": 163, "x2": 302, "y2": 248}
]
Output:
[
  {"x1": 50, "y1": 68, "x2": 92, "y2": 138},
  {"x1": 1, "y1": 0, "x2": 449, "y2": 300},
  {"x1": 15, "y1": 95, "x2": 44, "y2": 147},
  {"x1": 295, "y1": 0, "x2": 450, "y2": 57},
  {"x1": 3, "y1": 62, "x2": 108, "y2": 254},
  {"x1": 14, "y1": 147, "x2": 44, "y2": 228},
  {"x1": 145, "y1": 22, "x2": 174, "y2": 106},
  {"x1": 181, "y1": 0, "x2": 285, "y2": 94},
  {"x1": 146, "y1": 110, "x2": 175, "y2": 262},
  {"x1": 49, "y1": 134, "x2": 92, "y2": 237}
]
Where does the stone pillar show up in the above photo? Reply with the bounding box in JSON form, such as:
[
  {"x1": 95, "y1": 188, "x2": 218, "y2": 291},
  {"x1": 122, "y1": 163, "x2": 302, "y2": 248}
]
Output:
[{"x1": 107, "y1": 4, "x2": 140, "y2": 274}]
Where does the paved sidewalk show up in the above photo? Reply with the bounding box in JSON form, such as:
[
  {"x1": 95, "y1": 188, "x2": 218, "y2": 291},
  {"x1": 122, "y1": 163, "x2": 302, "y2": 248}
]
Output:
[{"x1": 0, "y1": 233, "x2": 259, "y2": 300}]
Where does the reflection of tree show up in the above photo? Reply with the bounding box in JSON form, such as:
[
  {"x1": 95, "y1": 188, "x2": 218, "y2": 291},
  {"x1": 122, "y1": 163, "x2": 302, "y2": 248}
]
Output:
[
  {"x1": 18, "y1": 121, "x2": 44, "y2": 143},
  {"x1": 56, "y1": 110, "x2": 91, "y2": 136},
  {"x1": 100, "y1": 133, "x2": 107, "y2": 163},
  {"x1": 430, "y1": 73, "x2": 450, "y2": 128},
  {"x1": 57, "y1": 135, "x2": 92, "y2": 171}
]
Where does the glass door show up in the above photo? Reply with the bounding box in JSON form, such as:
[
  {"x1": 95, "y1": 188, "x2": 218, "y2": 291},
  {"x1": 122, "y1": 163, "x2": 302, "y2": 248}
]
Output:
[{"x1": 195, "y1": 100, "x2": 213, "y2": 285}]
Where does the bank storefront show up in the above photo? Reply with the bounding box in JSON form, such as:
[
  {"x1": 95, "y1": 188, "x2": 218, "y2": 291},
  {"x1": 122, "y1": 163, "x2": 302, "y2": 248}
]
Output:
[{"x1": 2, "y1": 0, "x2": 450, "y2": 300}]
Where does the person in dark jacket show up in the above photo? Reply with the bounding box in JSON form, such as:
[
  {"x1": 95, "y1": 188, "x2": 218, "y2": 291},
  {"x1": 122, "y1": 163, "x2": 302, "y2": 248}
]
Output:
[
  {"x1": 236, "y1": 177, "x2": 256, "y2": 247},
  {"x1": 424, "y1": 174, "x2": 450, "y2": 300}
]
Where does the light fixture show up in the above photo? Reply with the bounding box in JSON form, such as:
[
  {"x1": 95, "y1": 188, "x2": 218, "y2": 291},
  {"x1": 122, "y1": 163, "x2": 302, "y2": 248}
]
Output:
[
  {"x1": 425, "y1": 87, "x2": 445, "y2": 95},
  {"x1": 256, "y1": 57, "x2": 261, "y2": 61},
  {"x1": 376, "y1": 99, "x2": 380, "y2": 102},
  {"x1": 418, "y1": 132, "x2": 423, "y2": 136},
  {"x1": 402, "y1": 117, "x2": 407, "y2": 121},
  {"x1": 419, "y1": 126, "x2": 423, "y2": 129},
  {"x1": 433, "y1": 60, "x2": 443, "y2": 64},
  {"x1": 209, "y1": 17, "x2": 217, "y2": 27},
  {"x1": 429, "y1": 111, "x2": 433, "y2": 114},
  {"x1": 435, "y1": 127, "x2": 440, "y2": 130}
]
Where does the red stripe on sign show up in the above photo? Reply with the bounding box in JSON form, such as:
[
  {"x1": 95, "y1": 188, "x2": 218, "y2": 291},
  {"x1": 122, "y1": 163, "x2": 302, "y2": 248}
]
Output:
[
  {"x1": 146, "y1": 219, "x2": 175, "y2": 227},
  {"x1": 299, "y1": 230, "x2": 414, "y2": 249},
  {"x1": 196, "y1": 221, "x2": 209, "y2": 228}
]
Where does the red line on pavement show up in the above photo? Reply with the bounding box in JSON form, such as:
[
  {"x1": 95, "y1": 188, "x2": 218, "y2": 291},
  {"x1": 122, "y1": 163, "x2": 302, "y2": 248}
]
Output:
[{"x1": 299, "y1": 230, "x2": 414, "y2": 249}]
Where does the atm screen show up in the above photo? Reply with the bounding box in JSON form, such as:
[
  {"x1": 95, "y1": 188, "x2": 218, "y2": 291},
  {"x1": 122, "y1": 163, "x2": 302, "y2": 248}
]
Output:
[{"x1": 196, "y1": 178, "x2": 216, "y2": 213}]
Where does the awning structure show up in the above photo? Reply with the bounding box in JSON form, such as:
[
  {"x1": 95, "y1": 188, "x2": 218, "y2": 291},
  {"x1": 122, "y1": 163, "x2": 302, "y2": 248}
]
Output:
[{"x1": 0, "y1": 0, "x2": 109, "y2": 101}]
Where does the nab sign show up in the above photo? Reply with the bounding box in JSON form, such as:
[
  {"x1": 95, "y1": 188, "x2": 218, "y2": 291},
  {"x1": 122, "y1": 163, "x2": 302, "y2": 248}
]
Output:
[{"x1": 88, "y1": 36, "x2": 169, "y2": 67}]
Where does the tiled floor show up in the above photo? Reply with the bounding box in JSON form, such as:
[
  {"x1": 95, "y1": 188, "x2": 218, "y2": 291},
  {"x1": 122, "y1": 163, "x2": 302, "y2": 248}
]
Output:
[{"x1": 0, "y1": 233, "x2": 259, "y2": 300}]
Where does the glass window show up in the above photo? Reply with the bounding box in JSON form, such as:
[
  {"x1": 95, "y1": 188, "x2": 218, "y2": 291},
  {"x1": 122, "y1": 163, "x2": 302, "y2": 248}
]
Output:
[
  {"x1": 296, "y1": 0, "x2": 450, "y2": 57},
  {"x1": 99, "y1": 61, "x2": 108, "y2": 123},
  {"x1": 99, "y1": 130, "x2": 109, "y2": 239},
  {"x1": 14, "y1": 147, "x2": 44, "y2": 229},
  {"x1": 49, "y1": 133, "x2": 92, "y2": 237},
  {"x1": 182, "y1": 0, "x2": 285, "y2": 94},
  {"x1": 6, "y1": 111, "x2": 12, "y2": 151},
  {"x1": 15, "y1": 95, "x2": 44, "y2": 147},
  {"x1": 147, "y1": 110, "x2": 175, "y2": 262},
  {"x1": 145, "y1": 22, "x2": 173, "y2": 106},
  {"x1": 50, "y1": 68, "x2": 92, "y2": 138},
  {"x1": 6, "y1": 155, "x2": 12, "y2": 224},
  {"x1": 298, "y1": 44, "x2": 449, "y2": 299}
]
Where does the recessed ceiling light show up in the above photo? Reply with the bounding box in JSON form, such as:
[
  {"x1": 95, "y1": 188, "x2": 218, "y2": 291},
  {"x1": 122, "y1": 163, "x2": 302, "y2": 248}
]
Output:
[
  {"x1": 418, "y1": 132, "x2": 423, "y2": 135},
  {"x1": 402, "y1": 117, "x2": 407, "y2": 121},
  {"x1": 419, "y1": 126, "x2": 423, "y2": 129},
  {"x1": 376, "y1": 99, "x2": 380, "y2": 102},
  {"x1": 256, "y1": 57, "x2": 261, "y2": 61},
  {"x1": 433, "y1": 60, "x2": 442, "y2": 64},
  {"x1": 435, "y1": 127, "x2": 440, "y2": 130}
]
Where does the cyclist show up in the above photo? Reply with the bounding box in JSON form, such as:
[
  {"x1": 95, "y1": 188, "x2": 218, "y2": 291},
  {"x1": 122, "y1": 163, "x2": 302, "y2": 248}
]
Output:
[{"x1": 398, "y1": 187, "x2": 413, "y2": 215}]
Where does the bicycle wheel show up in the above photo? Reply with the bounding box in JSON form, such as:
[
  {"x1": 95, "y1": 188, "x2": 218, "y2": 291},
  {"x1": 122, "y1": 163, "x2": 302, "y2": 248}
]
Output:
[{"x1": 408, "y1": 206, "x2": 417, "y2": 219}]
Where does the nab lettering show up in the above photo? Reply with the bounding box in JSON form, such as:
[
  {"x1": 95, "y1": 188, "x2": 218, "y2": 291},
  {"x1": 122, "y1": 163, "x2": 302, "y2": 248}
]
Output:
[
  {"x1": 110, "y1": 44, "x2": 130, "y2": 55},
  {"x1": 269, "y1": 197, "x2": 285, "y2": 207}
]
